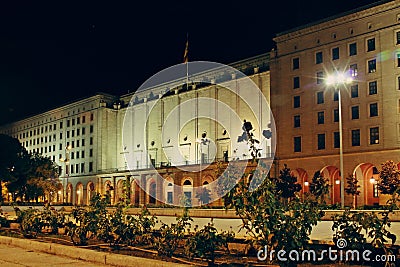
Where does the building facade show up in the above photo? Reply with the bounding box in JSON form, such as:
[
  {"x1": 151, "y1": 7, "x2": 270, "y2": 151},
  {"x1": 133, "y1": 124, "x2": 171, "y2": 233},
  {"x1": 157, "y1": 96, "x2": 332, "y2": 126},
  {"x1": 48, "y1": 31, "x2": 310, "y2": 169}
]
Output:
[
  {"x1": 2, "y1": 1, "x2": 400, "y2": 207},
  {"x1": 270, "y1": 0, "x2": 400, "y2": 206}
]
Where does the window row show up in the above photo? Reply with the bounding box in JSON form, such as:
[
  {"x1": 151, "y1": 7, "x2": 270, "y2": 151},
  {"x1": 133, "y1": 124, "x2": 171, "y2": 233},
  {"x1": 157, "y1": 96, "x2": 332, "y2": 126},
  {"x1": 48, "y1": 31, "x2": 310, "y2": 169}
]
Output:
[
  {"x1": 292, "y1": 33, "x2": 400, "y2": 69},
  {"x1": 293, "y1": 127, "x2": 380, "y2": 152},
  {"x1": 65, "y1": 162, "x2": 94, "y2": 174}
]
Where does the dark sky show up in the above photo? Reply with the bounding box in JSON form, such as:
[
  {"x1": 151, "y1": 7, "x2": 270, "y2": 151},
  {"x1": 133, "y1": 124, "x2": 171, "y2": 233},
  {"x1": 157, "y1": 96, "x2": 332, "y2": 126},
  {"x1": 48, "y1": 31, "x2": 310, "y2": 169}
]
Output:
[{"x1": 0, "y1": 0, "x2": 385, "y2": 124}]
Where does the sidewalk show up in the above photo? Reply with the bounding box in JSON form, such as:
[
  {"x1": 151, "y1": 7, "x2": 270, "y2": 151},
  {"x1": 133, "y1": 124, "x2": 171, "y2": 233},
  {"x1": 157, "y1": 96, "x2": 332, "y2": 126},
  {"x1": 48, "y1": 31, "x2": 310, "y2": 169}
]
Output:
[{"x1": 0, "y1": 243, "x2": 109, "y2": 267}]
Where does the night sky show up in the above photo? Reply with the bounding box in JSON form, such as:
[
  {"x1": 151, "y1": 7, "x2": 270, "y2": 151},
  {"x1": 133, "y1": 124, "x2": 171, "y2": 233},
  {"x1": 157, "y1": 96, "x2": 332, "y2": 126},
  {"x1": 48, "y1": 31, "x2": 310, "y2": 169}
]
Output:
[{"x1": 0, "y1": 0, "x2": 385, "y2": 125}]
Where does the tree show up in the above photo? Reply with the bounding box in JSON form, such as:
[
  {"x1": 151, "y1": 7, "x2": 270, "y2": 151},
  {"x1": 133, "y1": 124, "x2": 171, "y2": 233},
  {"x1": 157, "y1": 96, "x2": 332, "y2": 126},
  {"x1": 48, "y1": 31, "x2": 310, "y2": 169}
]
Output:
[
  {"x1": 378, "y1": 160, "x2": 400, "y2": 196},
  {"x1": 0, "y1": 134, "x2": 27, "y2": 202},
  {"x1": 345, "y1": 174, "x2": 360, "y2": 209},
  {"x1": 273, "y1": 164, "x2": 301, "y2": 200},
  {"x1": 309, "y1": 171, "x2": 330, "y2": 204}
]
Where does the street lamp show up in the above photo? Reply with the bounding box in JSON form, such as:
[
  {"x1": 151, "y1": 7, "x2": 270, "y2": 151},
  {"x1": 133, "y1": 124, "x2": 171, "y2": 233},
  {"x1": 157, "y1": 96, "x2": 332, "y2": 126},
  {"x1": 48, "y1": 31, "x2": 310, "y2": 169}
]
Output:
[
  {"x1": 326, "y1": 71, "x2": 353, "y2": 209},
  {"x1": 60, "y1": 145, "x2": 72, "y2": 203}
]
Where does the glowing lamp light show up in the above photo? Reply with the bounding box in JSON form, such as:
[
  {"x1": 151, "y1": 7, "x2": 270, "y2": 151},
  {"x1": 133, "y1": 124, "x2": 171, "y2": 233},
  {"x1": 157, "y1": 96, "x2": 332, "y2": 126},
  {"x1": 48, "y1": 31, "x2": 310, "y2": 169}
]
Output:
[
  {"x1": 369, "y1": 177, "x2": 376, "y2": 184},
  {"x1": 304, "y1": 181, "x2": 309, "y2": 186},
  {"x1": 326, "y1": 72, "x2": 353, "y2": 86},
  {"x1": 77, "y1": 190, "x2": 81, "y2": 195},
  {"x1": 335, "y1": 179, "x2": 340, "y2": 185},
  {"x1": 58, "y1": 191, "x2": 62, "y2": 194}
]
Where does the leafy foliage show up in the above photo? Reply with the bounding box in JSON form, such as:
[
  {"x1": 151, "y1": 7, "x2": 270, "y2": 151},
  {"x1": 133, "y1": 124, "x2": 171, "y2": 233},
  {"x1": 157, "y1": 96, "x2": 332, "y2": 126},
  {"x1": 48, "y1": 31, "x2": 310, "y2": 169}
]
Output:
[
  {"x1": 378, "y1": 160, "x2": 400, "y2": 195},
  {"x1": 309, "y1": 171, "x2": 330, "y2": 203}
]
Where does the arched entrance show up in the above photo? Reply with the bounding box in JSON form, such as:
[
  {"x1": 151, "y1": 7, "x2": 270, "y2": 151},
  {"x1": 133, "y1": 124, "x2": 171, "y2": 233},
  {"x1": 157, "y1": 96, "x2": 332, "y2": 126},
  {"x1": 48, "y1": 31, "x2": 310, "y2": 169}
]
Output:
[
  {"x1": 86, "y1": 182, "x2": 95, "y2": 205},
  {"x1": 116, "y1": 179, "x2": 125, "y2": 203},
  {"x1": 148, "y1": 178, "x2": 156, "y2": 205},
  {"x1": 130, "y1": 179, "x2": 140, "y2": 206},
  {"x1": 164, "y1": 177, "x2": 174, "y2": 205},
  {"x1": 76, "y1": 183, "x2": 84, "y2": 205},
  {"x1": 291, "y1": 168, "x2": 309, "y2": 194},
  {"x1": 66, "y1": 183, "x2": 73, "y2": 204},
  {"x1": 320, "y1": 166, "x2": 340, "y2": 205},
  {"x1": 353, "y1": 163, "x2": 379, "y2": 207},
  {"x1": 182, "y1": 177, "x2": 193, "y2": 206}
]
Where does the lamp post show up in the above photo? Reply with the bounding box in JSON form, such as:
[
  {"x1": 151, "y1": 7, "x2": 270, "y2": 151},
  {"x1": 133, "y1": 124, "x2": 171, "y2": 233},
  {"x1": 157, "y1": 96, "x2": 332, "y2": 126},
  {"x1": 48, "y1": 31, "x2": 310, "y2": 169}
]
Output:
[
  {"x1": 60, "y1": 145, "x2": 72, "y2": 204},
  {"x1": 326, "y1": 71, "x2": 353, "y2": 209}
]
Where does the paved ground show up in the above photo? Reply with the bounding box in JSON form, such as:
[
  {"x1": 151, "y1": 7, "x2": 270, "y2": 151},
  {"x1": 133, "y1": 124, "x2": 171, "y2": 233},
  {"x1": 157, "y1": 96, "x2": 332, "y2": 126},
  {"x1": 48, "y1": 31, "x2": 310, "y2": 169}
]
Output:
[{"x1": 0, "y1": 244, "x2": 108, "y2": 267}]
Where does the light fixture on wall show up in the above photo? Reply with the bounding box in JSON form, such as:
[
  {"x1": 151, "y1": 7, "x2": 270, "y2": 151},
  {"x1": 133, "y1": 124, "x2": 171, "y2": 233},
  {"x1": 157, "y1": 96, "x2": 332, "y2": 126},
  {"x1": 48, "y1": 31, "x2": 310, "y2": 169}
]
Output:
[
  {"x1": 369, "y1": 177, "x2": 377, "y2": 184},
  {"x1": 304, "y1": 181, "x2": 309, "y2": 186},
  {"x1": 335, "y1": 179, "x2": 340, "y2": 185}
]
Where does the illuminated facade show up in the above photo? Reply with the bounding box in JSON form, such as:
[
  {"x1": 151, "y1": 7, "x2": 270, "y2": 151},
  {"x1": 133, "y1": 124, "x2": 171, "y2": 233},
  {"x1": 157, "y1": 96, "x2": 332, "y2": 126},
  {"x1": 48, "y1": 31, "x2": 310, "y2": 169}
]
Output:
[
  {"x1": 270, "y1": 0, "x2": 400, "y2": 206},
  {"x1": 1, "y1": 1, "x2": 400, "y2": 207}
]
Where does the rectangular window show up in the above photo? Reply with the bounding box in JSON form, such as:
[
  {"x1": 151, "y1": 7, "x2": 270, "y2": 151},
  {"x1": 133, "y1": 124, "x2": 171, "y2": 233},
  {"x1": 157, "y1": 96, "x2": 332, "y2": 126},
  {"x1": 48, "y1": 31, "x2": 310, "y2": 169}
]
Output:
[
  {"x1": 294, "y1": 96, "x2": 300, "y2": 108},
  {"x1": 369, "y1": 81, "x2": 377, "y2": 95},
  {"x1": 317, "y1": 133, "x2": 325, "y2": 150},
  {"x1": 351, "y1": 106, "x2": 359, "y2": 120},
  {"x1": 349, "y1": 42, "x2": 357, "y2": 56},
  {"x1": 316, "y1": 72, "x2": 324, "y2": 84},
  {"x1": 351, "y1": 84, "x2": 358, "y2": 98},
  {"x1": 397, "y1": 31, "x2": 400, "y2": 45},
  {"x1": 71, "y1": 152, "x2": 74, "y2": 160},
  {"x1": 368, "y1": 59, "x2": 376, "y2": 73},
  {"x1": 333, "y1": 90, "x2": 339, "y2": 101},
  {"x1": 167, "y1": 192, "x2": 173, "y2": 204},
  {"x1": 397, "y1": 53, "x2": 400, "y2": 67},
  {"x1": 317, "y1": 111, "x2": 324, "y2": 124},
  {"x1": 294, "y1": 115, "x2": 300, "y2": 128},
  {"x1": 90, "y1": 113, "x2": 94, "y2": 121},
  {"x1": 334, "y1": 109, "x2": 339, "y2": 122},
  {"x1": 316, "y1": 52, "x2": 323, "y2": 64},
  {"x1": 367, "y1": 38, "x2": 376, "y2": 51},
  {"x1": 82, "y1": 116, "x2": 86, "y2": 123},
  {"x1": 75, "y1": 164, "x2": 79, "y2": 174},
  {"x1": 317, "y1": 91, "x2": 324, "y2": 104},
  {"x1": 89, "y1": 162, "x2": 93, "y2": 172},
  {"x1": 90, "y1": 125, "x2": 94, "y2": 133},
  {"x1": 60, "y1": 121, "x2": 63, "y2": 129},
  {"x1": 370, "y1": 103, "x2": 378, "y2": 117},
  {"x1": 66, "y1": 131, "x2": 70, "y2": 138},
  {"x1": 350, "y1": 64, "x2": 358, "y2": 77},
  {"x1": 70, "y1": 165, "x2": 74, "y2": 174},
  {"x1": 90, "y1": 137, "x2": 93, "y2": 145},
  {"x1": 294, "y1": 136, "x2": 301, "y2": 152},
  {"x1": 77, "y1": 128, "x2": 80, "y2": 136},
  {"x1": 82, "y1": 139, "x2": 85, "y2": 146},
  {"x1": 82, "y1": 127, "x2": 86, "y2": 135},
  {"x1": 67, "y1": 120, "x2": 70, "y2": 127},
  {"x1": 76, "y1": 151, "x2": 79, "y2": 159},
  {"x1": 352, "y1": 129, "x2": 361, "y2": 146},
  {"x1": 71, "y1": 130, "x2": 75, "y2": 137},
  {"x1": 333, "y1": 132, "x2": 340, "y2": 148},
  {"x1": 60, "y1": 132, "x2": 63, "y2": 140},
  {"x1": 292, "y1": 57, "x2": 299, "y2": 70},
  {"x1": 81, "y1": 163, "x2": 85, "y2": 173},
  {"x1": 81, "y1": 150, "x2": 85, "y2": 158},
  {"x1": 90, "y1": 148, "x2": 93, "y2": 157},
  {"x1": 293, "y1": 76, "x2": 300, "y2": 89},
  {"x1": 72, "y1": 119, "x2": 75, "y2": 126},
  {"x1": 77, "y1": 117, "x2": 80, "y2": 125},
  {"x1": 332, "y1": 47, "x2": 339, "y2": 60},
  {"x1": 398, "y1": 76, "x2": 400, "y2": 90},
  {"x1": 370, "y1": 127, "x2": 379, "y2": 144}
]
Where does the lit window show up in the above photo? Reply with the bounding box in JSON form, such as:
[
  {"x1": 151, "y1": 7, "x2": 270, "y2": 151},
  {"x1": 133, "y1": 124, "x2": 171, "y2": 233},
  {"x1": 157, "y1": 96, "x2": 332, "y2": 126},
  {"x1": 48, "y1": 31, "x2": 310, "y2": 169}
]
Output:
[
  {"x1": 350, "y1": 64, "x2": 358, "y2": 77},
  {"x1": 370, "y1": 127, "x2": 379, "y2": 144},
  {"x1": 368, "y1": 59, "x2": 376, "y2": 73}
]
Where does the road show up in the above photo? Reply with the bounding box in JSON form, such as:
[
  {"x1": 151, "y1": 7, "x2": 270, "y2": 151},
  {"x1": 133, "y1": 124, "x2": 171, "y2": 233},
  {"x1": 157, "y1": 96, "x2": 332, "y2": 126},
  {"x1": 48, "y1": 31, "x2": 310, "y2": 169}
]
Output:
[{"x1": 0, "y1": 244, "x2": 109, "y2": 267}]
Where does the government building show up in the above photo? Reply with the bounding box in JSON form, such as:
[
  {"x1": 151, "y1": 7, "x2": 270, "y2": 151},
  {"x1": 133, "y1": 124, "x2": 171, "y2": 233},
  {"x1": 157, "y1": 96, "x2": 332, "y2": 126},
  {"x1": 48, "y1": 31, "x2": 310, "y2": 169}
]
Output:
[{"x1": 1, "y1": 0, "x2": 400, "y2": 207}]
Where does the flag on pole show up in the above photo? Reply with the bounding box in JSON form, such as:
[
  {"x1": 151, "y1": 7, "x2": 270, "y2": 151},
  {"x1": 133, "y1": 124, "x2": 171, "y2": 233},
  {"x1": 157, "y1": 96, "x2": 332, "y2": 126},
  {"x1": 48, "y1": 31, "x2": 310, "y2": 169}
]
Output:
[{"x1": 183, "y1": 39, "x2": 189, "y2": 63}]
